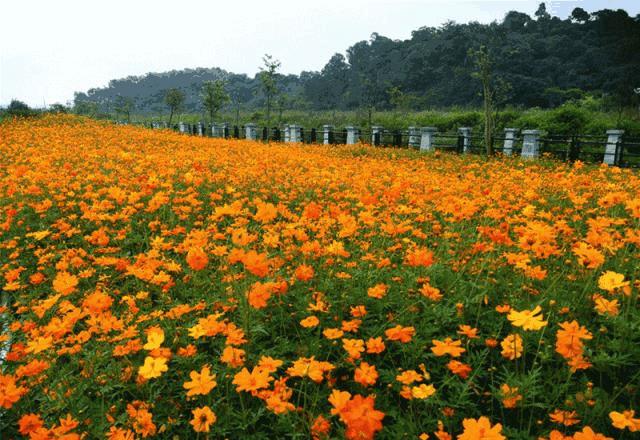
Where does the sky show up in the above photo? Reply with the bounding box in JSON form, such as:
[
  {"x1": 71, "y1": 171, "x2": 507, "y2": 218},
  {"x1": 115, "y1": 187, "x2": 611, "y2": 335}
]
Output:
[{"x1": 1, "y1": 0, "x2": 638, "y2": 107}]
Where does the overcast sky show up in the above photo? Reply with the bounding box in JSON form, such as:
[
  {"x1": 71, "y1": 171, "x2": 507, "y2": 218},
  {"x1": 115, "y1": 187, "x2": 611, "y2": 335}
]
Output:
[{"x1": 1, "y1": 0, "x2": 638, "y2": 107}]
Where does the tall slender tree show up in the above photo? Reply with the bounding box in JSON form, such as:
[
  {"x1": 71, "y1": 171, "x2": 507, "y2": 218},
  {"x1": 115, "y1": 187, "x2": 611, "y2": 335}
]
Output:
[
  {"x1": 165, "y1": 88, "x2": 185, "y2": 126},
  {"x1": 258, "y1": 54, "x2": 281, "y2": 129},
  {"x1": 469, "y1": 46, "x2": 498, "y2": 155}
]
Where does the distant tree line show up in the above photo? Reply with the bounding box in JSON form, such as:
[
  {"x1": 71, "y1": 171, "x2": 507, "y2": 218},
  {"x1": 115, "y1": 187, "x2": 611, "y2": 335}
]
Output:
[{"x1": 62, "y1": 5, "x2": 639, "y2": 120}]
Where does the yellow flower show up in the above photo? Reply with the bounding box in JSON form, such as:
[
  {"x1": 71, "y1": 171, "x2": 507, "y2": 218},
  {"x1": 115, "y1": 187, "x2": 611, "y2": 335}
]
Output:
[
  {"x1": 598, "y1": 271, "x2": 629, "y2": 292},
  {"x1": 507, "y1": 305, "x2": 547, "y2": 331},
  {"x1": 411, "y1": 384, "x2": 436, "y2": 399},
  {"x1": 138, "y1": 356, "x2": 168, "y2": 379},
  {"x1": 143, "y1": 327, "x2": 165, "y2": 350},
  {"x1": 500, "y1": 334, "x2": 523, "y2": 360}
]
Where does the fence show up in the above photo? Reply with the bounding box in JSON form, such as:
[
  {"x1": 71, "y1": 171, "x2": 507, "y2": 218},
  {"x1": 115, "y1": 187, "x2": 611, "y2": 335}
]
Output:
[{"x1": 133, "y1": 121, "x2": 640, "y2": 168}]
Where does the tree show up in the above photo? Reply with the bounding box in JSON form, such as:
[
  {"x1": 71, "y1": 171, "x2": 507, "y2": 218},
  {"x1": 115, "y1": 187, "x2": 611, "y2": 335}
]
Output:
[
  {"x1": 114, "y1": 96, "x2": 135, "y2": 123},
  {"x1": 48, "y1": 103, "x2": 69, "y2": 114},
  {"x1": 73, "y1": 100, "x2": 98, "y2": 117},
  {"x1": 6, "y1": 100, "x2": 36, "y2": 117},
  {"x1": 165, "y1": 88, "x2": 185, "y2": 126},
  {"x1": 258, "y1": 54, "x2": 281, "y2": 129},
  {"x1": 571, "y1": 7, "x2": 590, "y2": 23},
  {"x1": 469, "y1": 46, "x2": 499, "y2": 155},
  {"x1": 535, "y1": 3, "x2": 550, "y2": 20},
  {"x1": 275, "y1": 94, "x2": 289, "y2": 125},
  {"x1": 201, "y1": 80, "x2": 230, "y2": 123}
]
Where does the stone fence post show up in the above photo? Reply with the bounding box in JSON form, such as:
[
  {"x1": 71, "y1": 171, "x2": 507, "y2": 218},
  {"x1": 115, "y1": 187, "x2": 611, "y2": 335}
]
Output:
[
  {"x1": 408, "y1": 127, "x2": 420, "y2": 148},
  {"x1": 521, "y1": 130, "x2": 541, "y2": 159},
  {"x1": 346, "y1": 126, "x2": 359, "y2": 145},
  {"x1": 603, "y1": 130, "x2": 624, "y2": 165},
  {"x1": 503, "y1": 128, "x2": 518, "y2": 156},
  {"x1": 289, "y1": 124, "x2": 301, "y2": 143},
  {"x1": 458, "y1": 127, "x2": 472, "y2": 153},
  {"x1": 372, "y1": 126, "x2": 383, "y2": 146},
  {"x1": 420, "y1": 127, "x2": 437, "y2": 152},
  {"x1": 323, "y1": 125, "x2": 334, "y2": 145},
  {"x1": 245, "y1": 123, "x2": 257, "y2": 141}
]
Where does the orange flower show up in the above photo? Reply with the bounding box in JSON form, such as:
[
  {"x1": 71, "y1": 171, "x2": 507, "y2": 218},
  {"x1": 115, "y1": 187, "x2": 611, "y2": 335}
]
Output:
[
  {"x1": 609, "y1": 410, "x2": 640, "y2": 432},
  {"x1": 311, "y1": 414, "x2": 331, "y2": 440},
  {"x1": 458, "y1": 416, "x2": 505, "y2": 440},
  {"x1": 220, "y1": 346, "x2": 245, "y2": 368},
  {"x1": 323, "y1": 328, "x2": 344, "y2": 340},
  {"x1": 186, "y1": 246, "x2": 208, "y2": 270},
  {"x1": 419, "y1": 283, "x2": 442, "y2": 301},
  {"x1": 241, "y1": 250, "x2": 270, "y2": 277},
  {"x1": 287, "y1": 357, "x2": 334, "y2": 383},
  {"x1": 555, "y1": 320, "x2": 592, "y2": 360},
  {"x1": 294, "y1": 264, "x2": 315, "y2": 281},
  {"x1": 300, "y1": 315, "x2": 320, "y2": 328},
  {"x1": 365, "y1": 337, "x2": 385, "y2": 354},
  {"x1": 405, "y1": 247, "x2": 435, "y2": 267},
  {"x1": 500, "y1": 334, "x2": 523, "y2": 360},
  {"x1": 18, "y1": 413, "x2": 44, "y2": 435},
  {"x1": 573, "y1": 242, "x2": 604, "y2": 269},
  {"x1": 342, "y1": 338, "x2": 365, "y2": 360},
  {"x1": 335, "y1": 394, "x2": 385, "y2": 440},
  {"x1": 354, "y1": 362, "x2": 378, "y2": 387},
  {"x1": 25, "y1": 336, "x2": 53, "y2": 354},
  {"x1": 367, "y1": 283, "x2": 388, "y2": 299},
  {"x1": 52, "y1": 271, "x2": 78, "y2": 295},
  {"x1": 499, "y1": 384, "x2": 522, "y2": 408},
  {"x1": 247, "y1": 281, "x2": 275, "y2": 309},
  {"x1": 183, "y1": 365, "x2": 217, "y2": 397},
  {"x1": 257, "y1": 356, "x2": 283, "y2": 373},
  {"x1": 431, "y1": 338, "x2": 465, "y2": 357},
  {"x1": 447, "y1": 360, "x2": 472, "y2": 379},
  {"x1": 572, "y1": 426, "x2": 612, "y2": 440},
  {"x1": 190, "y1": 406, "x2": 216, "y2": 433},
  {"x1": 385, "y1": 325, "x2": 416, "y2": 343},
  {"x1": 232, "y1": 367, "x2": 273, "y2": 392},
  {"x1": 457, "y1": 325, "x2": 479, "y2": 339},
  {"x1": 593, "y1": 295, "x2": 619, "y2": 316},
  {"x1": 396, "y1": 370, "x2": 423, "y2": 385},
  {"x1": 549, "y1": 409, "x2": 580, "y2": 426}
]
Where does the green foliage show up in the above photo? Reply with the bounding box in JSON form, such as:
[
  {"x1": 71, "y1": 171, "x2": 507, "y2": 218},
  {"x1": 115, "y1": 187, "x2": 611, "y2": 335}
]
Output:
[
  {"x1": 72, "y1": 7, "x2": 640, "y2": 116},
  {"x1": 114, "y1": 96, "x2": 135, "y2": 123},
  {"x1": 5, "y1": 100, "x2": 37, "y2": 117},
  {"x1": 164, "y1": 88, "x2": 185, "y2": 125},
  {"x1": 201, "y1": 80, "x2": 230, "y2": 123},
  {"x1": 258, "y1": 54, "x2": 282, "y2": 128}
]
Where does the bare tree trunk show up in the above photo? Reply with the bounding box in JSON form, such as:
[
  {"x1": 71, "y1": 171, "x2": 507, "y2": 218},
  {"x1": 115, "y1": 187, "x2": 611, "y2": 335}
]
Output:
[
  {"x1": 483, "y1": 82, "x2": 494, "y2": 156},
  {"x1": 266, "y1": 95, "x2": 271, "y2": 129},
  {"x1": 168, "y1": 108, "x2": 174, "y2": 127}
]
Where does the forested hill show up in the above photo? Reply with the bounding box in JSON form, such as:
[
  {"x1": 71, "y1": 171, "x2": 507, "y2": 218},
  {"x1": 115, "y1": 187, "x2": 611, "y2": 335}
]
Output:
[{"x1": 74, "y1": 5, "x2": 640, "y2": 115}]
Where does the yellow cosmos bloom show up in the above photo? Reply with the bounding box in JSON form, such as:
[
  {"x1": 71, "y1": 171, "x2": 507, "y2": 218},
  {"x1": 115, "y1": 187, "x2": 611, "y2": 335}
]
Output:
[
  {"x1": 138, "y1": 356, "x2": 168, "y2": 379},
  {"x1": 507, "y1": 305, "x2": 547, "y2": 331}
]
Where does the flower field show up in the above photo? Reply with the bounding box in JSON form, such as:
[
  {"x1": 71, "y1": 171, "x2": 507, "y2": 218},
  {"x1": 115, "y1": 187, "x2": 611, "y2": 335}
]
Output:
[{"x1": 1, "y1": 115, "x2": 639, "y2": 439}]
